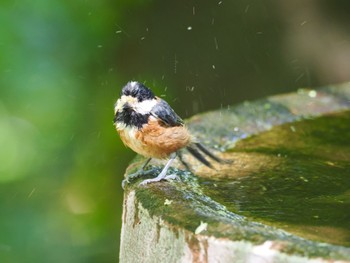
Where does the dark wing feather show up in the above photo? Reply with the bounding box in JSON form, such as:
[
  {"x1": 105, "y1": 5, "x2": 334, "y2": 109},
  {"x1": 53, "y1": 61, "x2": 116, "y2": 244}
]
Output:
[{"x1": 150, "y1": 99, "x2": 184, "y2": 127}]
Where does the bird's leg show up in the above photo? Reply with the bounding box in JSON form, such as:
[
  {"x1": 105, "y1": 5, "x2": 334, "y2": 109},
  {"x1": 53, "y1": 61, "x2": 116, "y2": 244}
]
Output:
[
  {"x1": 177, "y1": 150, "x2": 192, "y2": 172},
  {"x1": 128, "y1": 158, "x2": 153, "y2": 179},
  {"x1": 122, "y1": 158, "x2": 157, "y2": 188},
  {"x1": 139, "y1": 153, "x2": 177, "y2": 186}
]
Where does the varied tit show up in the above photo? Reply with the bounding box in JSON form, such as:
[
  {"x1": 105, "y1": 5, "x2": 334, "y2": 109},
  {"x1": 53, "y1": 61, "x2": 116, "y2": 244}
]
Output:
[{"x1": 114, "y1": 81, "x2": 225, "y2": 186}]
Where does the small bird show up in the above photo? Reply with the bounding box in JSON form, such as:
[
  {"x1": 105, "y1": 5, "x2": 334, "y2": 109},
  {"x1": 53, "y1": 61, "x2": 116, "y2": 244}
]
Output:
[{"x1": 114, "y1": 81, "x2": 226, "y2": 186}]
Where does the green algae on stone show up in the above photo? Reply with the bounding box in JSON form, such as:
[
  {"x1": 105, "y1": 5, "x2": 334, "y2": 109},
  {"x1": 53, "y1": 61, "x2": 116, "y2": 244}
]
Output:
[
  {"x1": 200, "y1": 111, "x2": 350, "y2": 247},
  {"x1": 121, "y1": 83, "x2": 350, "y2": 262}
]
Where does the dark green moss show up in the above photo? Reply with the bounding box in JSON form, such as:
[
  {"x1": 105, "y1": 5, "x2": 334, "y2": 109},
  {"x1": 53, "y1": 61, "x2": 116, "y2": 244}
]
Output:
[
  {"x1": 124, "y1": 107, "x2": 350, "y2": 260},
  {"x1": 201, "y1": 111, "x2": 350, "y2": 247}
]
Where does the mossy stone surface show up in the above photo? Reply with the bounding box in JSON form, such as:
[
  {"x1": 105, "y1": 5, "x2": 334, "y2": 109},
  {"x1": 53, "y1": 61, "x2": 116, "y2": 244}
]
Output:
[{"x1": 120, "y1": 83, "x2": 350, "y2": 262}]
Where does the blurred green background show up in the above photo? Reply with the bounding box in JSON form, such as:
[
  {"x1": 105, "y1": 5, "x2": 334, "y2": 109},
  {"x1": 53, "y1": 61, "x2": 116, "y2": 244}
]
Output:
[{"x1": 1, "y1": 1, "x2": 350, "y2": 262}]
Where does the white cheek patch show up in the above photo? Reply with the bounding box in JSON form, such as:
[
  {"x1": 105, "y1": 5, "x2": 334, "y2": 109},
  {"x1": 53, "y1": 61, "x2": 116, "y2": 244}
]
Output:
[
  {"x1": 114, "y1": 95, "x2": 138, "y2": 114},
  {"x1": 134, "y1": 99, "x2": 157, "y2": 114},
  {"x1": 114, "y1": 99, "x2": 123, "y2": 114}
]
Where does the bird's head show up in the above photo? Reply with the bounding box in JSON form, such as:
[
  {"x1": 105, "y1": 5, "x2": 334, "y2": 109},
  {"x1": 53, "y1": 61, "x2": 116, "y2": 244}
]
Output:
[{"x1": 114, "y1": 81, "x2": 157, "y2": 128}]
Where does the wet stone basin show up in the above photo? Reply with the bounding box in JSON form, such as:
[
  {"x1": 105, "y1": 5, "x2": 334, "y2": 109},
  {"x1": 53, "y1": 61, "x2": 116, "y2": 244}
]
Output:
[
  {"x1": 120, "y1": 84, "x2": 350, "y2": 262},
  {"x1": 199, "y1": 111, "x2": 350, "y2": 247}
]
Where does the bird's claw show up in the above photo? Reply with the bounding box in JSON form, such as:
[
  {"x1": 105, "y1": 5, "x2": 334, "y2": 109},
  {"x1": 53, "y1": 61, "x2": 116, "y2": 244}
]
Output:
[
  {"x1": 122, "y1": 168, "x2": 159, "y2": 189},
  {"x1": 164, "y1": 174, "x2": 180, "y2": 181},
  {"x1": 139, "y1": 173, "x2": 180, "y2": 186}
]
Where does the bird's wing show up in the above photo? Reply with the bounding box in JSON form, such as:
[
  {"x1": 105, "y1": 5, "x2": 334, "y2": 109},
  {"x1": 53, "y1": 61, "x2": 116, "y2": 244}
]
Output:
[{"x1": 150, "y1": 98, "x2": 184, "y2": 127}]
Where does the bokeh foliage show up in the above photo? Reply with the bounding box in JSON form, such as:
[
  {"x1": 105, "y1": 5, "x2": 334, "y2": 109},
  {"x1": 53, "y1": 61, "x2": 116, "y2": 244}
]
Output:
[{"x1": 0, "y1": 1, "x2": 145, "y2": 262}]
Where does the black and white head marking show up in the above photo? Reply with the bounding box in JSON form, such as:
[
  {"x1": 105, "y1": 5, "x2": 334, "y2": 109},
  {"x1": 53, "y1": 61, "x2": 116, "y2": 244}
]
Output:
[
  {"x1": 121, "y1": 81, "x2": 155, "y2": 102},
  {"x1": 114, "y1": 81, "x2": 184, "y2": 130},
  {"x1": 114, "y1": 82, "x2": 157, "y2": 129},
  {"x1": 114, "y1": 103, "x2": 150, "y2": 129}
]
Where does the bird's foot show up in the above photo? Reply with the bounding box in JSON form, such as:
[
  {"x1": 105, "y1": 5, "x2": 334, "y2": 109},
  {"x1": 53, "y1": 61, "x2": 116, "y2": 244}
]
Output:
[
  {"x1": 122, "y1": 168, "x2": 159, "y2": 189},
  {"x1": 139, "y1": 173, "x2": 180, "y2": 186},
  {"x1": 164, "y1": 174, "x2": 180, "y2": 181}
]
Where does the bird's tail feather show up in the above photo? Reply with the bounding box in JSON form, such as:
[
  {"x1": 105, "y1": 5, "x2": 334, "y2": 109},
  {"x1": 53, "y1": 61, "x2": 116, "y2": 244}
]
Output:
[
  {"x1": 186, "y1": 142, "x2": 229, "y2": 168},
  {"x1": 186, "y1": 145, "x2": 213, "y2": 168},
  {"x1": 194, "y1": 142, "x2": 225, "y2": 164}
]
